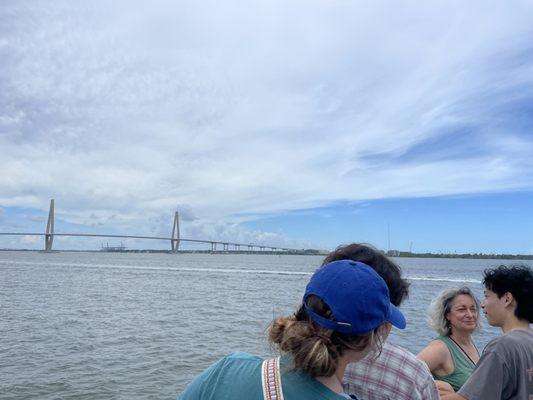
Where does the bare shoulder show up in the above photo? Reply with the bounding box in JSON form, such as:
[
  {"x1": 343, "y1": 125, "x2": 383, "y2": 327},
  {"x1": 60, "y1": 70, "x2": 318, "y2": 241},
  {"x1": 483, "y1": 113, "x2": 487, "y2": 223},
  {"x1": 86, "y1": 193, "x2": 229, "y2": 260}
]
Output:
[
  {"x1": 417, "y1": 340, "x2": 450, "y2": 371},
  {"x1": 428, "y1": 339, "x2": 449, "y2": 352}
]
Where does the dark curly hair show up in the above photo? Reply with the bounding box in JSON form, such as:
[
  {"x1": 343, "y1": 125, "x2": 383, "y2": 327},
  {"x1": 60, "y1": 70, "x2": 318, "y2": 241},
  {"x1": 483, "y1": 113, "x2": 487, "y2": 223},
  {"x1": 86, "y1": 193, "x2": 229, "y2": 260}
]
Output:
[
  {"x1": 483, "y1": 265, "x2": 533, "y2": 322},
  {"x1": 321, "y1": 243, "x2": 409, "y2": 306}
]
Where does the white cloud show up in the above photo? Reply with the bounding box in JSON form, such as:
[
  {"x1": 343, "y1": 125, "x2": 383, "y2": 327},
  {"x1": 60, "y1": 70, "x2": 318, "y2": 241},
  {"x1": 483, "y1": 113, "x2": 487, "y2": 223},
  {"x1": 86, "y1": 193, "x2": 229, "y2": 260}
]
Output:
[{"x1": 1, "y1": 0, "x2": 533, "y2": 246}]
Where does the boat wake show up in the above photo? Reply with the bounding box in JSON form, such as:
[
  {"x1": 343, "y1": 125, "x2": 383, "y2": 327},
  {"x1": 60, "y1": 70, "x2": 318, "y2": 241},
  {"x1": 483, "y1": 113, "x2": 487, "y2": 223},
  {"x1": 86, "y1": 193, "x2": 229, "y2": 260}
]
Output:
[{"x1": 1, "y1": 260, "x2": 480, "y2": 282}]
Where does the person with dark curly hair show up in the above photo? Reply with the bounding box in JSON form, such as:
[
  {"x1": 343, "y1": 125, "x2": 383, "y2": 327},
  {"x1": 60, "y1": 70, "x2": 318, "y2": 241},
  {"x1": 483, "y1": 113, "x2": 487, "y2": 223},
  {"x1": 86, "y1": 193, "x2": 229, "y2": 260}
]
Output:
[
  {"x1": 323, "y1": 243, "x2": 439, "y2": 400},
  {"x1": 177, "y1": 259, "x2": 406, "y2": 400},
  {"x1": 441, "y1": 265, "x2": 533, "y2": 400}
]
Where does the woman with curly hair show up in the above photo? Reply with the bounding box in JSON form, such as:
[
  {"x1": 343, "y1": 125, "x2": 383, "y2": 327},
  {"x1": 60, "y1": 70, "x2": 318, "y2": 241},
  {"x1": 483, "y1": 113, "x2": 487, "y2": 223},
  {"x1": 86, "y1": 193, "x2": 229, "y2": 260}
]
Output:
[
  {"x1": 418, "y1": 286, "x2": 481, "y2": 392},
  {"x1": 177, "y1": 259, "x2": 406, "y2": 400}
]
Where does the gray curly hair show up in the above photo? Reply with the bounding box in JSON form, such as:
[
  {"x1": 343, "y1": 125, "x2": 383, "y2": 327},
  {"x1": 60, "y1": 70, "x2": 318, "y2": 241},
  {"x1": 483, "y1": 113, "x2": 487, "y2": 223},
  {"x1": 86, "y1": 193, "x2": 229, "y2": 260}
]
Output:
[{"x1": 428, "y1": 286, "x2": 481, "y2": 336}]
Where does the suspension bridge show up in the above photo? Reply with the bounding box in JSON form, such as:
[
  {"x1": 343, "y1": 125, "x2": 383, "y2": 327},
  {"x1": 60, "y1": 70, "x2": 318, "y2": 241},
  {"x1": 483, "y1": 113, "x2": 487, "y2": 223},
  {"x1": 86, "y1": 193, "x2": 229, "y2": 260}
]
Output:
[{"x1": 0, "y1": 199, "x2": 310, "y2": 254}]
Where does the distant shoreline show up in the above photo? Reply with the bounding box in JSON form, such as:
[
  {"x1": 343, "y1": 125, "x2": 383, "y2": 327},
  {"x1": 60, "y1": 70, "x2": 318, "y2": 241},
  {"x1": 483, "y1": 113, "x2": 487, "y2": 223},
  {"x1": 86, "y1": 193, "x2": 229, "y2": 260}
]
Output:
[
  {"x1": 0, "y1": 248, "x2": 324, "y2": 256},
  {"x1": 386, "y1": 250, "x2": 533, "y2": 260},
  {"x1": 1, "y1": 248, "x2": 533, "y2": 260}
]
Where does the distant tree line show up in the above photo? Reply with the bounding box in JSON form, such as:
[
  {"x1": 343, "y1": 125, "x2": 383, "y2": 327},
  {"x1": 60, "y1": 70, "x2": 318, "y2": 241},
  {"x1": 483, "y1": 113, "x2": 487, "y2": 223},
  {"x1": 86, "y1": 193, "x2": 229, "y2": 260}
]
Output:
[{"x1": 386, "y1": 250, "x2": 533, "y2": 260}]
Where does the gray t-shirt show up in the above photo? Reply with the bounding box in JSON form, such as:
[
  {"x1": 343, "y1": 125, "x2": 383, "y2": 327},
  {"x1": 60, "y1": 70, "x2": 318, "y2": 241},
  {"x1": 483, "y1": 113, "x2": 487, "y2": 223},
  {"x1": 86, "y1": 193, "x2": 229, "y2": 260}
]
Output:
[{"x1": 458, "y1": 329, "x2": 533, "y2": 400}]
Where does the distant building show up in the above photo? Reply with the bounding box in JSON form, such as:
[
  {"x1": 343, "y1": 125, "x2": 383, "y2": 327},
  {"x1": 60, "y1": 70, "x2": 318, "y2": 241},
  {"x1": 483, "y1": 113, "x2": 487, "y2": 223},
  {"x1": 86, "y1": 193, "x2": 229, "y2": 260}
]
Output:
[{"x1": 101, "y1": 242, "x2": 127, "y2": 252}]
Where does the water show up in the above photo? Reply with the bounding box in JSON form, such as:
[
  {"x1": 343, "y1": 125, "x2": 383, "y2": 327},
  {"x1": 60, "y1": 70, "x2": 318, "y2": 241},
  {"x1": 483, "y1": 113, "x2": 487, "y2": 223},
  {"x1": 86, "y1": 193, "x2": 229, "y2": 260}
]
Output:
[{"x1": 1, "y1": 251, "x2": 530, "y2": 399}]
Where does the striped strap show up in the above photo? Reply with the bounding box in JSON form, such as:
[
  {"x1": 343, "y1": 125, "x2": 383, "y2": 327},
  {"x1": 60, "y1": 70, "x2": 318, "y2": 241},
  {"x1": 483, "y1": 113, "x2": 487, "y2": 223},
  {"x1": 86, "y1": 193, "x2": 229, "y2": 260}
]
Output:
[{"x1": 261, "y1": 357, "x2": 284, "y2": 400}]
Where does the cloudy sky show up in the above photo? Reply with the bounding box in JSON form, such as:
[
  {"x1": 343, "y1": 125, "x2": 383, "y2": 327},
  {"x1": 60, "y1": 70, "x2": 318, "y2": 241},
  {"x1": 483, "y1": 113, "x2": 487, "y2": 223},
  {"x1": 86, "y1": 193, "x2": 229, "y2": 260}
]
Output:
[{"x1": 2, "y1": 0, "x2": 533, "y2": 253}]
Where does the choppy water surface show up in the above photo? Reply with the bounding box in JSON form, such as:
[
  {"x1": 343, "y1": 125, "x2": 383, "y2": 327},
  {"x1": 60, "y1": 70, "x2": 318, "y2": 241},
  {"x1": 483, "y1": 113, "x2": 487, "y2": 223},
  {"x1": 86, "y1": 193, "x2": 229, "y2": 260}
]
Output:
[{"x1": 1, "y1": 252, "x2": 530, "y2": 399}]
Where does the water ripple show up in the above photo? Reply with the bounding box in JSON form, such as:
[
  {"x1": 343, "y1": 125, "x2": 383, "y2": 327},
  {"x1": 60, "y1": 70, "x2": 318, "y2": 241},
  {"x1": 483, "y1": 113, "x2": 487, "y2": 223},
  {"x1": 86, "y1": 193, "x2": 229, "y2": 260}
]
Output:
[{"x1": 1, "y1": 252, "x2": 521, "y2": 399}]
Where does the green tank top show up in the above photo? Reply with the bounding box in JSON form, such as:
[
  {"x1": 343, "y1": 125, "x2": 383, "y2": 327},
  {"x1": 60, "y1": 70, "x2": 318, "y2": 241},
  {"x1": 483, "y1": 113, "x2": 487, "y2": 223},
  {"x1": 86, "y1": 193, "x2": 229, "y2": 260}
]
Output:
[{"x1": 432, "y1": 335, "x2": 476, "y2": 391}]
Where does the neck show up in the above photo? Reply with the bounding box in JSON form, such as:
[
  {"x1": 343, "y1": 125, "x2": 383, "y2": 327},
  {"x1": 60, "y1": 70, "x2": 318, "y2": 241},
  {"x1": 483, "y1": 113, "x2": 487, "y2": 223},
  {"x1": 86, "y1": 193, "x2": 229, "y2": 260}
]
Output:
[
  {"x1": 334, "y1": 359, "x2": 349, "y2": 385},
  {"x1": 450, "y1": 330, "x2": 472, "y2": 345},
  {"x1": 501, "y1": 317, "x2": 532, "y2": 334},
  {"x1": 315, "y1": 355, "x2": 351, "y2": 394}
]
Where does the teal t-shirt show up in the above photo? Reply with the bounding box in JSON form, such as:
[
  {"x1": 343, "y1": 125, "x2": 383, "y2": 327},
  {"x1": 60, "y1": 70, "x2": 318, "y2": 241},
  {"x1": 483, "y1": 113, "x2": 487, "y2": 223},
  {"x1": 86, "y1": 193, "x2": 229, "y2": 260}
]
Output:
[{"x1": 177, "y1": 352, "x2": 351, "y2": 400}]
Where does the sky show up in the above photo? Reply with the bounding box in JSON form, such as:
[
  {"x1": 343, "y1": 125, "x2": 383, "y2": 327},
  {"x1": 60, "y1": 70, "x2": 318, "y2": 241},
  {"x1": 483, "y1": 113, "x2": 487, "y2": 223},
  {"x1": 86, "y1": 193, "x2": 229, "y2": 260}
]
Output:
[{"x1": 1, "y1": 0, "x2": 533, "y2": 253}]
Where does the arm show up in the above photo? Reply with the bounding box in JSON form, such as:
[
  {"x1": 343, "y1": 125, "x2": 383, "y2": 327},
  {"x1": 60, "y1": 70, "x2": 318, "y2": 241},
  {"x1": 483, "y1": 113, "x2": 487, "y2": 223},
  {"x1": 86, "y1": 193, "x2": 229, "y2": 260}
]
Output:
[{"x1": 417, "y1": 340, "x2": 448, "y2": 373}]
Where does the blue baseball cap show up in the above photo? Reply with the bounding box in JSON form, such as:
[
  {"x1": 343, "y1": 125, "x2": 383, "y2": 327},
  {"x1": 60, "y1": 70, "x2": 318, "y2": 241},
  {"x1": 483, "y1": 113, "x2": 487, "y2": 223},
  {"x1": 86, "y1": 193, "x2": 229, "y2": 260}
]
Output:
[{"x1": 303, "y1": 259, "x2": 406, "y2": 334}]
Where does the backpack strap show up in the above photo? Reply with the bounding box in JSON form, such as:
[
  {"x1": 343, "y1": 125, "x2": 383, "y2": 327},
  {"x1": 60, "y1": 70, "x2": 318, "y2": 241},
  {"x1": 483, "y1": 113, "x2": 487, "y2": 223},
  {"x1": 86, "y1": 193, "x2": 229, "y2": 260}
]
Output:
[{"x1": 261, "y1": 357, "x2": 284, "y2": 400}]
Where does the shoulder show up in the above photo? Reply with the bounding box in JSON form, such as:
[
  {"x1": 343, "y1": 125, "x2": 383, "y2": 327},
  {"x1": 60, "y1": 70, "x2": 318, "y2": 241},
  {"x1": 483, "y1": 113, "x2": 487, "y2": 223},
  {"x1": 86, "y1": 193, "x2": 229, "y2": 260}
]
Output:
[
  {"x1": 196, "y1": 352, "x2": 263, "y2": 381},
  {"x1": 501, "y1": 329, "x2": 533, "y2": 342},
  {"x1": 205, "y1": 352, "x2": 262, "y2": 372},
  {"x1": 360, "y1": 342, "x2": 432, "y2": 370},
  {"x1": 383, "y1": 343, "x2": 428, "y2": 368},
  {"x1": 484, "y1": 330, "x2": 533, "y2": 354},
  {"x1": 178, "y1": 353, "x2": 263, "y2": 400},
  {"x1": 383, "y1": 344, "x2": 434, "y2": 378},
  {"x1": 487, "y1": 330, "x2": 527, "y2": 347},
  {"x1": 215, "y1": 352, "x2": 264, "y2": 373},
  {"x1": 417, "y1": 338, "x2": 452, "y2": 373},
  {"x1": 429, "y1": 338, "x2": 449, "y2": 351},
  {"x1": 344, "y1": 342, "x2": 438, "y2": 400},
  {"x1": 419, "y1": 339, "x2": 450, "y2": 358},
  {"x1": 223, "y1": 352, "x2": 263, "y2": 362}
]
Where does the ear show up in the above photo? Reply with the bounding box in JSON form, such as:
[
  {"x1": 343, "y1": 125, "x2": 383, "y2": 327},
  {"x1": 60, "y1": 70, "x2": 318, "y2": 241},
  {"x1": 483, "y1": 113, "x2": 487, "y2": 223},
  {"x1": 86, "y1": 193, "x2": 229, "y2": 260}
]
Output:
[
  {"x1": 503, "y1": 292, "x2": 515, "y2": 308},
  {"x1": 378, "y1": 322, "x2": 393, "y2": 339}
]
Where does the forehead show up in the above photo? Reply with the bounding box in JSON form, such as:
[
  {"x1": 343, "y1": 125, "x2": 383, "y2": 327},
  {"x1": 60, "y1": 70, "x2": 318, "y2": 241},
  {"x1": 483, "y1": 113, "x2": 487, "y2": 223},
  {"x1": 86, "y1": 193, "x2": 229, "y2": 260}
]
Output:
[
  {"x1": 484, "y1": 289, "x2": 497, "y2": 296},
  {"x1": 451, "y1": 294, "x2": 475, "y2": 307}
]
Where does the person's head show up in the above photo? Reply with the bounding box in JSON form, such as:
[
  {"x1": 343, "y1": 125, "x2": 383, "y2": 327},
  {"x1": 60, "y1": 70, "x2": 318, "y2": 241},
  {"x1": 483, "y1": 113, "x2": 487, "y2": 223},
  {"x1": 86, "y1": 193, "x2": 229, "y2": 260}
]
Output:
[
  {"x1": 321, "y1": 243, "x2": 409, "y2": 306},
  {"x1": 428, "y1": 286, "x2": 481, "y2": 337},
  {"x1": 269, "y1": 259, "x2": 406, "y2": 378},
  {"x1": 481, "y1": 265, "x2": 533, "y2": 326}
]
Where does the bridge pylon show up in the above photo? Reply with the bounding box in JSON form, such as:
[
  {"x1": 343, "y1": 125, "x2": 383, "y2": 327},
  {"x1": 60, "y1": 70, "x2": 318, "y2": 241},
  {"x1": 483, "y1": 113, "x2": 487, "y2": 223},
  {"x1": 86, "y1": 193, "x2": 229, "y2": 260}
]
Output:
[
  {"x1": 171, "y1": 211, "x2": 180, "y2": 253},
  {"x1": 44, "y1": 199, "x2": 55, "y2": 252}
]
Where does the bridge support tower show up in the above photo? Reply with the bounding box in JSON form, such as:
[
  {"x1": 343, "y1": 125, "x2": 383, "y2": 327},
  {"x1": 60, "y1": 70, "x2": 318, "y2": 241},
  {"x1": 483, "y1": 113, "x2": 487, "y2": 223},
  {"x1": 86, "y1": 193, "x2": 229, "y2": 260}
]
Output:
[
  {"x1": 44, "y1": 199, "x2": 55, "y2": 252},
  {"x1": 171, "y1": 211, "x2": 180, "y2": 253}
]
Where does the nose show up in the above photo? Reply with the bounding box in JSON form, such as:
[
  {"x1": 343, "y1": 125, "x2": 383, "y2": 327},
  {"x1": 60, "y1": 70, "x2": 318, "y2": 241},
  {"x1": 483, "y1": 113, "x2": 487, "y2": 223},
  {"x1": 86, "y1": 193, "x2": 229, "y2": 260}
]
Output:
[{"x1": 481, "y1": 300, "x2": 486, "y2": 309}]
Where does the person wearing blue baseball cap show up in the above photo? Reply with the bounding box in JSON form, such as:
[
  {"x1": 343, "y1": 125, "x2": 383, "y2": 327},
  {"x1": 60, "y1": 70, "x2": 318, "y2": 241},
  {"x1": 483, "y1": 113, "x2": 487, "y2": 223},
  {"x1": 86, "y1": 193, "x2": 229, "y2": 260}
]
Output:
[
  {"x1": 177, "y1": 259, "x2": 406, "y2": 400},
  {"x1": 324, "y1": 243, "x2": 439, "y2": 400}
]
